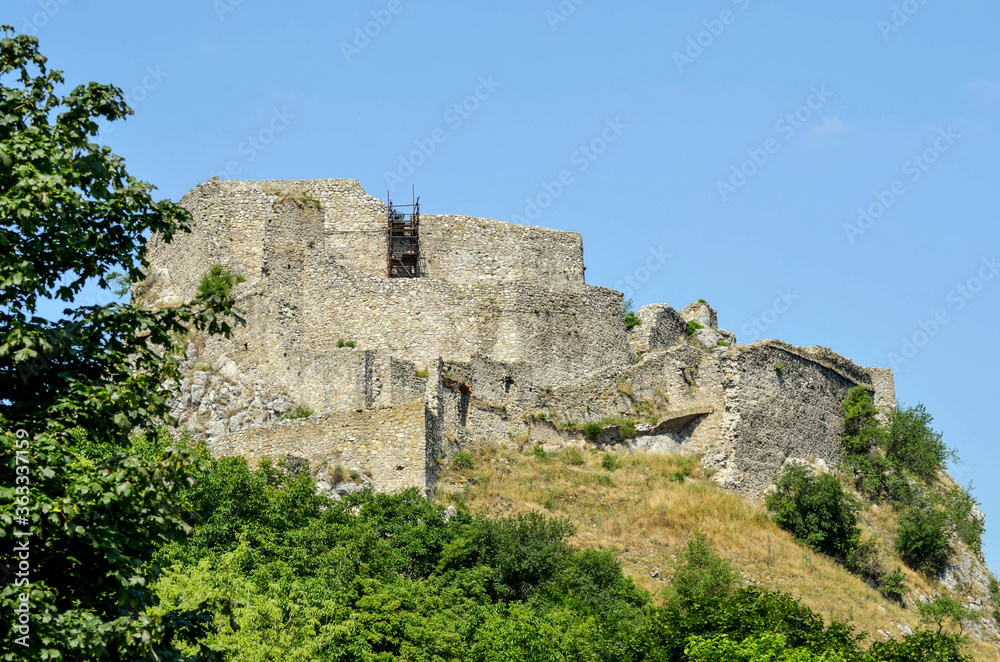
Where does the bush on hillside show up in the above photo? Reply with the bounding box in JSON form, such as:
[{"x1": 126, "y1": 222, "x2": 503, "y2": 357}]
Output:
[
  {"x1": 885, "y1": 403, "x2": 953, "y2": 481},
  {"x1": 942, "y1": 485, "x2": 984, "y2": 553},
  {"x1": 766, "y1": 463, "x2": 860, "y2": 562},
  {"x1": 895, "y1": 507, "x2": 951, "y2": 576},
  {"x1": 148, "y1": 451, "x2": 974, "y2": 662},
  {"x1": 669, "y1": 533, "x2": 736, "y2": 612},
  {"x1": 840, "y1": 388, "x2": 956, "y2": 506}
]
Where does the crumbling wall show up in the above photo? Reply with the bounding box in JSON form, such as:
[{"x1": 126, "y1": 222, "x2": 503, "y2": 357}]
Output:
[
  {"x1": 145, "y1": 178, "x2": 898, "y2": 502},
  {"x1": 420, "y1": 214, "x2": 586, "y2": 289},
  {"x1": 145, "y1": 178, "x2": 629, "y2": 395},
  {"x1": 217, "y1": 398, "x2": 429, "y2": 494}
]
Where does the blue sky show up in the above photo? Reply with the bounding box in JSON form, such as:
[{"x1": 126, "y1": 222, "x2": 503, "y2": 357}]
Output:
[{"x1": 8, "y1": 0, "x2": 1000, "y2": 568}]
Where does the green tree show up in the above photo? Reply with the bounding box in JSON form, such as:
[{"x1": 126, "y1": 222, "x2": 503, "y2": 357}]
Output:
[
  {"x1": 766, "y1": 463, "x2": 860, "y2": 562},
  {"x1": 841, "y1": 386, "x2": 882, "y2": 455},
  {"x1": 884, "y1": 404, "x2": 952, "y2": 481},
  {"x1": 917, "y1": 596, "x2": 976, "y2": 635},
  {"x1": 869, "y1": 630, "x2": 970, "y2": 662},
  {"x1": 0, "y1": 28, "x2": 237, "y2": 661},
  {"x1": 669, "y1": 533, "x2": 736, "y2": 611},
  {"x1": 894, "y1": 507, "x2": 951, "y2": 576}
]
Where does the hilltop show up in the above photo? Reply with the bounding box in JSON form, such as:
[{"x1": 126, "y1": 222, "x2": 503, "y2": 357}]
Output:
[{"x1": 138, "y1": 177, "x2": 999, "y2": 658}]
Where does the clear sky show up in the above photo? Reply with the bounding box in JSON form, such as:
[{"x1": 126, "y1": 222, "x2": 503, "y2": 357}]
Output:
[{"x1": 8, "y1": 1, "x2": 1000, "y2": 569}]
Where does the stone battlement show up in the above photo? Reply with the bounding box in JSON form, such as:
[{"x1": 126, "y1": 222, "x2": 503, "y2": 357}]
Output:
[{"x1": 144, "y1": 178, "x2": 895, "y2": 498}]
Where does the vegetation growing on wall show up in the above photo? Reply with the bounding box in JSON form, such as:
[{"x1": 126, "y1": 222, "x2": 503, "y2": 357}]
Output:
[
  {"x1": 197, "y1": 264, "x2": 246, "y2": 300},
  {"x1": 624, "y1": 298, "x2": 642, "y2": 330},
  {"x1": 279, "y1": 404, "x2": 314, "y2": 421}
]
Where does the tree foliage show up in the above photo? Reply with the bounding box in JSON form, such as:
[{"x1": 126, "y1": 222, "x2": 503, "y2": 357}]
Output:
[
  {"x1": 147, "y1": 457, "x2": 973, "y2": 661},
  {"x1": 894, "y1": 508, "x2": 951, "y2": 577},
  {"x1": 838, "y1": 388, "x2": 982, "y2": 573},
  {"x1": 917, "y1": 597, "x2": 976, "y2": 635},
  {"x1": 0, "y1": 27, "x2": 238, "y2": 660},
  {"x1": 766, "y1": 463, "x2": 860, "y2": 562}
]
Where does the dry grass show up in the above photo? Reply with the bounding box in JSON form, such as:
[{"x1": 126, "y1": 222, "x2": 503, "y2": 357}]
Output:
[{"x1": 434, "y1": 446, "x2": 999, "y2": 661}]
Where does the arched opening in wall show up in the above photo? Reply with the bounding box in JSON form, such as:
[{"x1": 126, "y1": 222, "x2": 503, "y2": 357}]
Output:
[
  {"x1": 503, "y1": 376, "x2": 514, "y2": 394},
  {"x1": 387, "y1": 188, "x2": 422, "y2": 278},
  {"x1": 459, "y1": 381, "x2": 471, "y2": 426}
]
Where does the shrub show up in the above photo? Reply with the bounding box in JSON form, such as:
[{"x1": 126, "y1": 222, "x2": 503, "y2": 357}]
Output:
[
  {"x1": 877, "y1": 568, "x2": 908, "y2": 604},
  {"x1": 885, "y1": 404, "x2": 954, "y2": 481},
  {"x1": 197, "y1": 263, "x2": 245, "y2": 299},
  {"x1": 716, "y1": 339, "x2": 729, "y2": 347},
  {"x1": 279, "y1": 404, "x2": 313, "y2": 420},
  {"x1": 533, "y1": 444, "x2": 549, "y2": 461},
  {"x1": 337, "y1": 338, "x2": 357, "y2": 348},
  {"x1": 613, "y1": 418, "x2": 637, "y2": 439},
  {"x1": 942, "y1": 486, "x2": 983, "y2": 553},
  {"x1": 841, "y1": 386, "x2": 882, "y2": 455},
  {"x1": 624, "y1": 298, "x2": 641, "y2": 330},
  {"x1": 331, "y1": 464, "x2": 346, "y2": 483},
  {"x1": 453, "y1": 451, "x2": 476, "y2": 470},
  {"x1": 669, "y1": 534, "x2": 735, "y2": 611},
  {"x1": 765, "y1": 463, "x2": 860, "y2": 562},
  {"x1": 845, "y1": 538, "x2": 884, "y2": 584},
  {"x1": 839, "y1": 389, "x2": 950, "y2": 506},
  {"x1": 601, "y1": 453, "x2": 619, "y2": 471},
  {"x1": 918, "y1": 596, "x2": 976, "y2": 634},
  {"x1": 774, "y1": 362, "x2": 785, "y2": 372},
  {"x1": 561, "y1": 448, "x2": 585, "y2": 466},
  {"x1": 895, "y1": 507, "x2": 951, "y2": 576},
  {"x1": 582, "y1": 422, "x2": 603, "y2": 442},
  {"x1": 471, "y1": 512, "x2": 576, "y2": 601},
  {"x1": 415, "y1": 367, "x2": 429, "y2": 378},
  {"x1": 685, "y1": 320, "x2": 704, "y2": 336},
  {"x1": 869, "y1": 630, "x2": 970, "y2": 661}
]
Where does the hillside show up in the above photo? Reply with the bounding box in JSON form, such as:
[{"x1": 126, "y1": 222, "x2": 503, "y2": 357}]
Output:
[{"x1": 434, "y1": 445, "x2": 1000, "y2": 661}]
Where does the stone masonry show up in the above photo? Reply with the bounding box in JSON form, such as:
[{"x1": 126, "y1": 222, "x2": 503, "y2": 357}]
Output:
[{"x1": 143, "y1": 178, "x2": 896, "y2": 498}]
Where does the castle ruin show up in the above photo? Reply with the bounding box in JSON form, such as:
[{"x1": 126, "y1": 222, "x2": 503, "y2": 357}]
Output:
[{"x1": 141, "y1": 178, "x2": 895, "y2": 498}]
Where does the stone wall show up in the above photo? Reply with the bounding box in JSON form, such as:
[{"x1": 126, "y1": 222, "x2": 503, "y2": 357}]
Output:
[
  {"x1": 143, "y1": 178, "x2": 629, "y2": 393},
  {"x1": 216, "y1": 398, "x2": 430, "y2": 494},
  {"x1": 144, "y1": 177, "x2": 898, "y2": 501},
  {"x1": 420, "y1": 214, "x2": 585, "y2": 289}
]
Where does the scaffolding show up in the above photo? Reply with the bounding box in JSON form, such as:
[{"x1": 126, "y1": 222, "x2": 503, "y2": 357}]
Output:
[{"x1": 387, "y1": 188, "x2": 421, "y2": 278}]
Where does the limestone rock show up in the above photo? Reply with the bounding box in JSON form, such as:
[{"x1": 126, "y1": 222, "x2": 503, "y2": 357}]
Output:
[{"x1": 681, "y1": 301, "x2": 718, "y2": 329}]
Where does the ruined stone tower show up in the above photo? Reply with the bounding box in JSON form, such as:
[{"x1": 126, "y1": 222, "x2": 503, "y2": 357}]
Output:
[{"x1": 141, "y1": 178, "x2": 894, "y2": 497}]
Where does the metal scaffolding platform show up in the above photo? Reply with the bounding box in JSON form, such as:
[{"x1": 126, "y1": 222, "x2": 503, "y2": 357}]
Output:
[{"x1": 387, "y1": 188, "x2": 421, "y2": 278}]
